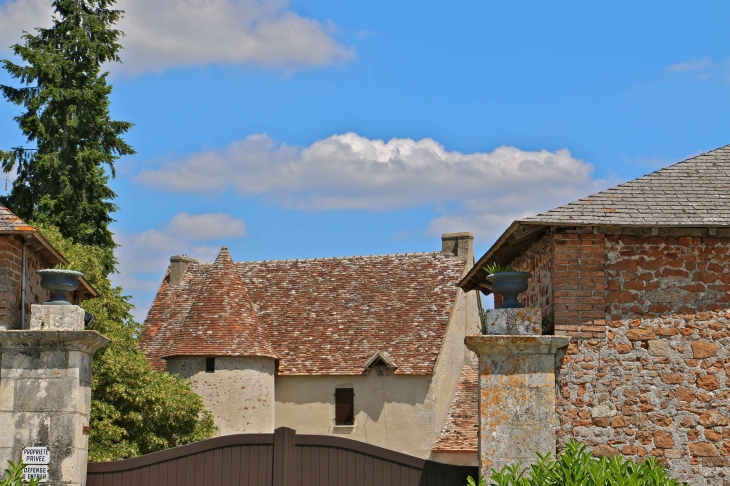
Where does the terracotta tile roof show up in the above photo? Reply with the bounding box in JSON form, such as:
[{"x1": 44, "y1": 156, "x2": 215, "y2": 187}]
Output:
[
  {"x1": 141, "y1": 250, "x2": 466, "y2": 375},
  {"x1": 163, "y1": 247, "x2": 277, "y2": 359},
  {"x1": 433, "y1": 356, "x2": 478, "y2": 452},
  {"x1": 0, "y1": 204, "x2": 35, "y2": 232}
]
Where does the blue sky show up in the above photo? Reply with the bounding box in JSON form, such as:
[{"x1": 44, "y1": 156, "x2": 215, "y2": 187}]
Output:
[{"x1": 1, "y1": 0, "x2": 729, "y2": 319}]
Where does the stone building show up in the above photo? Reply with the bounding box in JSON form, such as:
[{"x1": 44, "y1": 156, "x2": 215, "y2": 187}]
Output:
[
  {"x1": 0, "y1": 204, "x2": 97, "y2": 330},
  {"x1": 140, "y1": 232, "x2": 481, "y2": 463},
  {"x1": 458, "y1": 145, "x2": 730, "y2": 485}
]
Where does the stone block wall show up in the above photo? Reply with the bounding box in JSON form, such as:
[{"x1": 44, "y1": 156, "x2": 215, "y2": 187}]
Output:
[
  {"x1": 556, "y1": 311, "x2": 730, "y2": 486},
  {"x1": 0, "y1": 235, "x2": 48, "y2": 330},
  {"x1": 606, "y1": 235, "x2": 730, "y2": 320}
]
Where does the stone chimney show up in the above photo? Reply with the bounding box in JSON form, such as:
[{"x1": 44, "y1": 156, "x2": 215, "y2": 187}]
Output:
[
  {"x1": 441, "y1": 232, "x2": 474, "y2": 262},
  {"x1": 169, "y1": 255, "x2": 198, "y2": 286}
]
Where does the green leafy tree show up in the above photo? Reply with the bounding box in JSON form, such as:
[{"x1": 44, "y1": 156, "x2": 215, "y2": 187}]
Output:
[
  {"x1": 0, "y1": 0, "x2": 135, "y2": 274},
  {"x1": 38, "y1": 223, "x2": 217, "y2": 461}
]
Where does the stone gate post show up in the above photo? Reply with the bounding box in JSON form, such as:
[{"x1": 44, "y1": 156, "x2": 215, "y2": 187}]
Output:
[
  {"x1": 465, "y1": 308, "x2": 569, "y2": 481},
  {"x1": 0, "y1": 304, "x2": 108, "y2": 486}
]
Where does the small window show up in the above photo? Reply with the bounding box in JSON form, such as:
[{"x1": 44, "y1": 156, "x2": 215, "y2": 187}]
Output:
[
  {"x1": 335, "y1": 388, "x2": 354, "y2": 425},
  {"x1": 205, "y1": 357, "x2": 215, "y2": 373}
]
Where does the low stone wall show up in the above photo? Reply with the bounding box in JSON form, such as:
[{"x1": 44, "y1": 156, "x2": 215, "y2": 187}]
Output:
[{"x1": 556, "y1": 310, "x2": 730, "y2": 486}]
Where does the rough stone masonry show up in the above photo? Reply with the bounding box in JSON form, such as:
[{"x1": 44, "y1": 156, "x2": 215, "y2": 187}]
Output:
[
  {"x1": 466, "y1": 307, "x2": 569, "y2": 480},
  {"x1": 0, "y1": 304, "x2": 107, "y2": 486}
]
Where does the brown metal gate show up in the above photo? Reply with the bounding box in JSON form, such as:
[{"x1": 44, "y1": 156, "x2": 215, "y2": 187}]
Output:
[{"x1": 87, "y1": 427, "x2": 477, "y2": 486}]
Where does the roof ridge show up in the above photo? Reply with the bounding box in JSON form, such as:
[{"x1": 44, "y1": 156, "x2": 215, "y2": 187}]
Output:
[{"x1": 237, "y1": 251, "x2": 442, "y2": 265}]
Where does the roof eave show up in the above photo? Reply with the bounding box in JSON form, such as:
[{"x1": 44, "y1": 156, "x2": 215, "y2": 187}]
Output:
[
  {"x1": 0, "y1": 229, "x2": 99, "y2": 300},
  {"x1": 461, "y1": 219, "x2": 730, "y2": 294}
]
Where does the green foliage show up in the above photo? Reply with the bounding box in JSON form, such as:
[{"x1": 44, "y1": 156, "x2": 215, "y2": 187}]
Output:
[
  {"x1": 37, "y1": 224, "x2": 216, "y2": 461},
  {"x1": 484, "y1": 262, "x2": 513, "y2": 275},
  {"x1": 0, "y1": 461, "x2": 40, "y2": 486},
  {"x1": 466, "y1": 475, "x2": 486, "y2": 486},
  {"x1": 0, "y1": 0, "x2": 135, "y2": 273},
  {"x1": 481, "y1": 440, "x2": 688, "y2": 486}
]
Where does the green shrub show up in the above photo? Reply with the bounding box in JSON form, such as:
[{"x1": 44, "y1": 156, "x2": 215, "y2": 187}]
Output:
[
  {"x1": 0, "y1": 461, "x2": 40, "y2": 486},
  {"x1": 466, "y1": 440, "x2": 689, "y2": 486}
]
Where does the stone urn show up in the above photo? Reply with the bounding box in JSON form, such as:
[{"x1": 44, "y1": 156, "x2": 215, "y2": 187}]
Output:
[
  {"x1": 488, "y1": 271, "x2": 532, "y2": 309},
  {"x1": 37, "y1": 269, "x2": 84, "y2": 305}
]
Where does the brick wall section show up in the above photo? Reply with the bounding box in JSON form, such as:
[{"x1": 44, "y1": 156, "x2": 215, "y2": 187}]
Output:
[
  {"x1": 0, "y1": 236, "x2": 22, "y2": 329},
  {"x1": 606, "y1": 235, "x2": 730, "y2": 320},
  {"x1": 512, "y1": 232, "x2": 553, "y2": 319},
  {"x1": 553, "y1": 232, "x2": 607, "y2": 338},
  {"x1": 556, "y1": 311, "x2": 730, "y2": 486},
  {"x1": 0, "y1": 235, "x2": 49, "y2": 330}
]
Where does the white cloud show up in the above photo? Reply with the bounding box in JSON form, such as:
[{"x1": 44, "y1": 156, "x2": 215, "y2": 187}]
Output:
[
  {"x1": 0, "y1": 0, "x2": 353, "y2": 75},
  {"x1": 111, "y1": 211, "x2": 246, "y2": 321},
  {"x1": 135, "y1": 132, "x2": 609, "y2": 241},
  {"x1": 667, "y1": 58, "x2": 712, "y2": 73}
]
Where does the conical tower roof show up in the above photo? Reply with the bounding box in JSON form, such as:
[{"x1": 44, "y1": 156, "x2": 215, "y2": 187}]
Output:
[{"x1": 164, "y1": 247, "x2": 277, "y2": 359}]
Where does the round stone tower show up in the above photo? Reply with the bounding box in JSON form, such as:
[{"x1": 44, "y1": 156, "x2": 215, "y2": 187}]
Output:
[{"x1": 164, "y1": 247, "x2": 277, "y2": 435}]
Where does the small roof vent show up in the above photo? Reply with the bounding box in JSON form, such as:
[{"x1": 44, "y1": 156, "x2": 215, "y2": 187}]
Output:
[{"x1": 362, "y1": 350, "x2": 397, "y2": 374}]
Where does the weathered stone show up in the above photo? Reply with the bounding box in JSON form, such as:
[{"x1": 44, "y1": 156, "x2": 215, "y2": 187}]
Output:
[
  {"x1": 593, "y1": 444, "x2": 618, "y2": 457},
  {"x1": 0, "y1": 306, "x2": 108, "y2": 486},
  {"x1": 466, "y1": 334, "x2": 569, "y2": 480},
  {"x1": 647, "y1": 340, "x2": 670, "y2": 357},
  {"x1": 697, "y1": 375, "x2": 720, "y2": 391},
  {"x1": 482, "y1": 308, "x2": 542, "y2": 335},
  {"x1": 627, "y1": 328, "x2": 656, "y2": 341},
  {"x1": 29, "y1": 304, "x2": 85, "y2": 331},
  {"x1": 699, "y1": 410, "x2": 730, "y2": 427},
  {"x1": 591, "y1": 404, "x2": 616, "y2": 418},
  {"x1": 689, "y1": 442, "x2": 718, "y2": 457},
  {"x1": 654, "y1": 431, "x2": 674, "y2": 449},
  {"x1": 692, "y1": 341, "x2": 719, "y2": 359}
]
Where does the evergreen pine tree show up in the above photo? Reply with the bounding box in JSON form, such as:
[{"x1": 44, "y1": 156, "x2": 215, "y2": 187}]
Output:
[{"x1": 0, "y1": 0, "x2": 134, "y2": 274}]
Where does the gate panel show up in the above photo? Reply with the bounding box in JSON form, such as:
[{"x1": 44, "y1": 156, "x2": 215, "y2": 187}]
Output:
[{"x1": 87, "y1": 428, "x2": 478, "y2": 486}]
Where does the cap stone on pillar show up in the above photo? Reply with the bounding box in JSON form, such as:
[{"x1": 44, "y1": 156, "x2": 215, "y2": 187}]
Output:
[
  {"x1": 441, "y1": 232, "x2": 474, "y2": 262},
  {"x1": 483, "y1": 308, "x2": 542, "y2": 335}
]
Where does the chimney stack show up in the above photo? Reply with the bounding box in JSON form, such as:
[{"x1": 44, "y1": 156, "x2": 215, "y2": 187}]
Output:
[
  {"x1": 169, "y1": 255, "x2": 198, "y2": 286},
  {"x1": 441, "y1": 232, "x2": 474, "y2": 262}
]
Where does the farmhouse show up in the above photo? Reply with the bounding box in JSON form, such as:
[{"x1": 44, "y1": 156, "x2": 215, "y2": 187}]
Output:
[
  {"x1": 140, "y1": 232, "x2": 481, "y2": 463},
  {"x1": 459, "y1": 145, "x2": 730, "y2": 485}
]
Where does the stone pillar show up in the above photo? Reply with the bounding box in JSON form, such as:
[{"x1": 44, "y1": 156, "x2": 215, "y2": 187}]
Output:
[
  {"x1": 465, "y1": 307, "x2": 569, "y2": 480},
  {"x1": 0, "y1": 304, "x2": 108, "y2": 486}
]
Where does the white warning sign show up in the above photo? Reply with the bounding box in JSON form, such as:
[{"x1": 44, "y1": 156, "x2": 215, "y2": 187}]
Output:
[
  {"x1": 22, "y1": 465, "x2": 48, "y2": 483},
  {"x1": 22, "y1": 447, "x2": 50, "y2": 464}
]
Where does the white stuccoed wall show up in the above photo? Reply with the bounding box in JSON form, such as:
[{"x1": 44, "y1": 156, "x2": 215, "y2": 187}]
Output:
[{"x1": 167, "y1": 356, "x2": 276, "y2": 435}]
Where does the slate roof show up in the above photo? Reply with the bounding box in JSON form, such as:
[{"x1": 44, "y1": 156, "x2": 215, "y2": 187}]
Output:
[
  {"x1": 142, "y1": 249, "x2": 466, "y2": 375},
  {"x1": 460, "y1": 144, "x2": 730, "y2": 292},
  {"x1": 164, "y1": 247, "x2": 277, "y2": 359},
  {"x1": 432, "y1": 356, "x2": 478, "y2": 453},
  {"x1": 523, "y1": 144, "x2": 730, "y2": 227}
]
